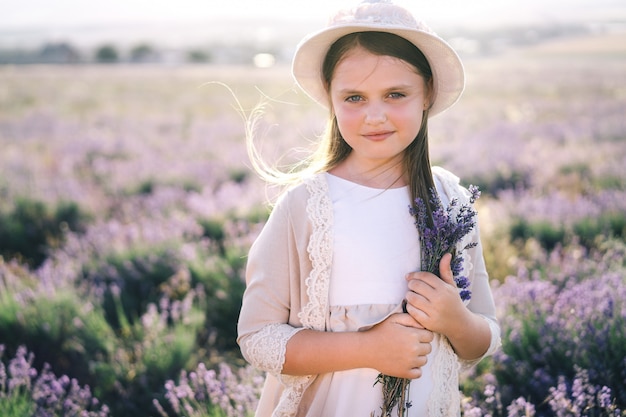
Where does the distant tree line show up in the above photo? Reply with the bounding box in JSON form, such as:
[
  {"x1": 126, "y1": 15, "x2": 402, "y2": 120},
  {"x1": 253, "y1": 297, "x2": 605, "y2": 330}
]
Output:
[
  {"x1": 0, "y1": 41, "x2": 221, "y2": 65},
  {"x1": 0, "y1": 22, "x2": 610, "y2": 66}
]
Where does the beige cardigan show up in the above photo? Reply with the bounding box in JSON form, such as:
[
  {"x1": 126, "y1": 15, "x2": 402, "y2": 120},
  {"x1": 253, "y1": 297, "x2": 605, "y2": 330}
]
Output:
[{"x1": 237, "y1": 167, "x2": 501, "y2": 417}]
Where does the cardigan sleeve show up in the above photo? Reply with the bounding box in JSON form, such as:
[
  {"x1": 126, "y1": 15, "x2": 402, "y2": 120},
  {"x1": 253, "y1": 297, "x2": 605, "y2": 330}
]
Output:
[
  {"x1": 459, "y1": 224, "x2": 501, "y2": 371},
  {"x1": 432, "y1": 166, "x2": 501, "y2": 370},
  {"x1": 237, "y1": 191, "x2": 307, "y2": 379},
  {"x1": 238, "y1": 180, "x2": 324, "y2": 416}
]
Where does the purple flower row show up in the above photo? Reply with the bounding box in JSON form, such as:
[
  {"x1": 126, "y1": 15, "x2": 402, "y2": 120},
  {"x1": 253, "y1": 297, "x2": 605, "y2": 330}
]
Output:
[
  {"x1": 462, "y1": 239, "x2": 626, "y2": 415},
  {"x1": 154, "y1": 362, "x2": 264, "y2": 417},
  {"x1": 462, "y1": 366, "x2": 622, "y2": 417},
  {"x1": 0, "y1": 345, "x2": 110, "y2": 417}
]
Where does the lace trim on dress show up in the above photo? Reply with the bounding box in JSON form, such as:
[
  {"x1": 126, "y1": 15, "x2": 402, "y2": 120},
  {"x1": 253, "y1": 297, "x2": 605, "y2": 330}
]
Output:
[
  {"x1": 299, "y1": 174, "x2": 333, "y2": 330},
  {"x1": 428, "y1": 335, "x2": 461, "y2": 417},
  {"x1": 273, "y1": 374, "x2": 313, "y2": 417}
]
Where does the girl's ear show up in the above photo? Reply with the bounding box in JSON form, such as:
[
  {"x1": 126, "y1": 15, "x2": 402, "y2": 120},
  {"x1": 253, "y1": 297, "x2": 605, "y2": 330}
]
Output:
[{"x1": 424, "y1": 77, "x2": 435, "y2": 110}]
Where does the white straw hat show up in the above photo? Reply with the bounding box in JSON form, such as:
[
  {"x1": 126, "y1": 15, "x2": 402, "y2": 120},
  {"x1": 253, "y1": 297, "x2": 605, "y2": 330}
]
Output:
[{"x1": 292, "y1": 0, "x2": 465, "y2": 117}]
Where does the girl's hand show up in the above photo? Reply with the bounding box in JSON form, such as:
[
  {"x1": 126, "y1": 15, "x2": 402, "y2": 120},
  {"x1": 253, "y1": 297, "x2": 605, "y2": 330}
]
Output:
[
  {"x1": 364, "y1": 313, "x2": 434, "y2": 379},
  {"x1": 404, "y1": 253, "x2": 470, "y2": 337}
]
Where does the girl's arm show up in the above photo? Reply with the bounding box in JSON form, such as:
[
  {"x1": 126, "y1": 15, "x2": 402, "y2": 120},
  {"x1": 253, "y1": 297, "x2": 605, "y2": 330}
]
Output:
[{"x1": 283, "y1": 313, "x2": 434, "y2": 379}]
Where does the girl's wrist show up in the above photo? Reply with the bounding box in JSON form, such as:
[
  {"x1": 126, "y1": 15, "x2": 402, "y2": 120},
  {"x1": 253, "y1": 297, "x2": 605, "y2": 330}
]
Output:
[{"x1": 445, "y1": 311, "x2": 491, "y2": 360}]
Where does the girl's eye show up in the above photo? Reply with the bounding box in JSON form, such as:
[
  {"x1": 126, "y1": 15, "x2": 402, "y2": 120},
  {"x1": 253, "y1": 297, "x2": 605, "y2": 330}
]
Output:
[
  {"x1": 345, "y1": 95, "x2": 363, "y2": 103},
  {"x1": 389, "y1": 92, "x2": 406, "y2": 99}
]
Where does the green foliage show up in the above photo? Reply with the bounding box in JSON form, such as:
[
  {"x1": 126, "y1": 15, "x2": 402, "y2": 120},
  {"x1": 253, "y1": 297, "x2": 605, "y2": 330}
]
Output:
[
  {"x1": 593, "y1": 174, "x2": 624, "y2": 190},
  {"x1": 136, "y1": 179, "x2": 156, "y2": 195},
  {"x1": 509, "y1": 218, "x2": 566, "y2": 251},
  {"x1": 464, "y1": 169, "x2": 531, "y2": 196},
  {"x1": 573, "y1": 211, "x2": 626, "y2": 247},
  {"x1": 180, "y1": 180, "x2": 203, "y2": 193},
  {"x1": 189, "y1": 248, "x2": 246, "y2": 353},
  {"x1": 0, "y1": 198, "x2": 90, "y2": 267},
  {"x1": 84, "y1": 247, "x2": 180, "y2": 330},
  {"x1": 74, "y1": 239, "x2": 243, "y2": 415},
  {"x1": 0, "y1": 392, "x2": 36, "y2": 417},
  {"x1": 95, "y1": 301, "x2": 205, "y2": 416},
  {"x1": 0, "y1": 290, "x2": 115, "y2": 386},
  {"x1": 228, "y1": 168, "x2": 249, "y2": 184},
  {"x1": 199, "y1": 217, "x2": 226, "y2": 243},
  {"x1": 558, "y1": 162, "x2": 591, "y2": 178},
  {"x1": 509, "y1": 210, "x2": 626, "y2": 253}
]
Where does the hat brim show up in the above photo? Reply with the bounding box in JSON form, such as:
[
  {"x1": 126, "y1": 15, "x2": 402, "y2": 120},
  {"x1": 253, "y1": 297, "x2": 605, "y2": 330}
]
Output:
[{"x1": 292, "y1": 24, "x2": 465, "y2": 117}]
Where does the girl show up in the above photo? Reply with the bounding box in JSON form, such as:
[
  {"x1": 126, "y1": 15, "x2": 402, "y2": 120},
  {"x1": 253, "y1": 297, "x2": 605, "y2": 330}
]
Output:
[{"x1": 237, "y1": 1, "x2": 501, "y2": 416}]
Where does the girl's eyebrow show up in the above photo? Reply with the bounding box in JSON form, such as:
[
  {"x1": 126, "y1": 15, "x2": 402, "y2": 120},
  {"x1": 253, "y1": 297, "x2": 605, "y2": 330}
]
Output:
[{"x1": 335, "y1": 84, "x2": 418, "y2": 95}]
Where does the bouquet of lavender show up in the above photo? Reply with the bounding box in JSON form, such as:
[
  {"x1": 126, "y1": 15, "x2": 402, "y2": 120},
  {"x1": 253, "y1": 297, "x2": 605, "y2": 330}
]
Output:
[
  {"x1": 412, "y1": 184, "x2": 481, "y2": 302},
  {"x1": 373, "y1": 185, "x2": 481, "y2": 417}
]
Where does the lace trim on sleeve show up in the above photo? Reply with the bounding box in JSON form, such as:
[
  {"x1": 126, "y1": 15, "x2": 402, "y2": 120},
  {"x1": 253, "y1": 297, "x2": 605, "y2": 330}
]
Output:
[
  {"x1": 243, "y1": 323, "x2": 304, "y2": 377},
  {"x1": 299, "y1": 174, "x2": 333, "y2": 330},
  {"x1": 245, "y1": 324, "x2": 314, "y2": 417}
]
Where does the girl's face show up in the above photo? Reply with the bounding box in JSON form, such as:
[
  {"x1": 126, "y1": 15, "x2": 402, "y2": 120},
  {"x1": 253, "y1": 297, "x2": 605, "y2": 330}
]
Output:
[{"x1": 329, "y1": 46, "x2": 429, "y2": 172}]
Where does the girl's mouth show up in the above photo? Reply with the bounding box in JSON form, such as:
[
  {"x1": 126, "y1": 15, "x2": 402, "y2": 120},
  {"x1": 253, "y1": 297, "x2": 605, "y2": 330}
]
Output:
[{"x1": 363, "y1": 131, "x2": 394, "y2": 141}]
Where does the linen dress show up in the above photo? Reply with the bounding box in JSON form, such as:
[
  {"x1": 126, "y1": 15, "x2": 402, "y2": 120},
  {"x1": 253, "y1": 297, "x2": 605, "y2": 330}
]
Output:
[{"x1": 237, "y1": 167, "x2": 501, "y2": 417}]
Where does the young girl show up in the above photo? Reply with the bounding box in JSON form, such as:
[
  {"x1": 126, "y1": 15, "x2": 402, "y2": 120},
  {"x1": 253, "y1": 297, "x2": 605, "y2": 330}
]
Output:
[{"x1": 237, "y1": 1, "x2": 501, "y2": 416}]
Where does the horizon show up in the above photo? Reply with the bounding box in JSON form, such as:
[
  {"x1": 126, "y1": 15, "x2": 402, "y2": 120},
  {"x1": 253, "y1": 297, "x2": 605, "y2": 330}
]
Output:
[{"x1": 2, "y1": 0, "x2": 626, "y2": 49}]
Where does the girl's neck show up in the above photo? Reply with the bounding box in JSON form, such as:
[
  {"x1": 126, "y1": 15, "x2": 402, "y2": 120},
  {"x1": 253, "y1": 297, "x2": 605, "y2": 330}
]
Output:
[{"x1": 329, "y1": 155, "x2": 407, "y2": 189}]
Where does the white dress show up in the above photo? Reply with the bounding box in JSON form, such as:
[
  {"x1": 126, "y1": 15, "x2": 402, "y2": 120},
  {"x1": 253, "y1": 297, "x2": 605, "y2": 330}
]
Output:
[{"x1": 322, "y1": 173, "x2": 446, "y2": 417}]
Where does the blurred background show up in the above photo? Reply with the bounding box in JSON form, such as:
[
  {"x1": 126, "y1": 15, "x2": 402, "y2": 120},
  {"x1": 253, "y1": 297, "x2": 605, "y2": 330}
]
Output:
[
  {"x1": 1, "y1": 1, "x2": 626, "y2": 417},
  {"x1": 2, "y1": 0, "x2": 625, "y2": 65}
]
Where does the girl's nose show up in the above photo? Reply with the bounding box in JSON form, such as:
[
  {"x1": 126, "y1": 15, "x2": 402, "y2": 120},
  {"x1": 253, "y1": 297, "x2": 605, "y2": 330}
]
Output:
[{"x1": 364, "y1": 103, "x2": 387, "y2": 125}]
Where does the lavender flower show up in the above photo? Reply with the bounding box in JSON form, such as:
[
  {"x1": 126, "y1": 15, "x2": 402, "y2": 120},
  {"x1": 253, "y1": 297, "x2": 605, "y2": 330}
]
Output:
[
  {"x1": 0, "y1": 345, "x2": 109, "y2": 417},
  {"x1": 7, "y1": 345, "x2": 37, "y2": 393},
  {"x1": 506, "y1": 396, "x2": 536, "y2": 417},
  {"x1": 155, "y1": 362, "x2": 263, "y2": 417},
  {"x1": 0, "y1": 346, "x2": 6, "y2": 394},
  {"x1": 410, "y1": 185, "x2": 480, "y2": 301}
]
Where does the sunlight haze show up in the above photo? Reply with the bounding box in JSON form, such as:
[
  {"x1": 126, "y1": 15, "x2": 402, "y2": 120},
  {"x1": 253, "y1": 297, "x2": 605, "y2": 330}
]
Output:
[{"x1": 2, "y1": 0, "x2": 624, "y2": 48}]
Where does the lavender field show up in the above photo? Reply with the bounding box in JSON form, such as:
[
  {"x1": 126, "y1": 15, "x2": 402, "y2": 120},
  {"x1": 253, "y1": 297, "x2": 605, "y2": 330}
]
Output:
[{"x1": 1, "y1": 32, "x2": 625, "y2": 416}]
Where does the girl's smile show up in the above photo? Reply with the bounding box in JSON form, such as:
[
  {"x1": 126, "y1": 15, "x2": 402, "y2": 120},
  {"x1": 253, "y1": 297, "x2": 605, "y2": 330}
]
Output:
[
  {"x1": 329, "y1": 46, "x2": 429, "y2": 186},
  {"x1": 362, "y1": 130, "x2": 395, "y2": 142}
]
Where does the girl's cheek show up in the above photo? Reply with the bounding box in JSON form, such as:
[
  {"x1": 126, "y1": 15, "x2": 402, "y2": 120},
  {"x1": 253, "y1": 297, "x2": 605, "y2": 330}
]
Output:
[{"x1": 336, "y1": 107, "x2": 363, "y2": 124}]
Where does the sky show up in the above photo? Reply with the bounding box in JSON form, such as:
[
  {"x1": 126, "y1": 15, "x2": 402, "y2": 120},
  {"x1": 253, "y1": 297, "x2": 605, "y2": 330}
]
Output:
[{"x1": 1, "y1": 0, "x2": 625, "y2": 48}]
